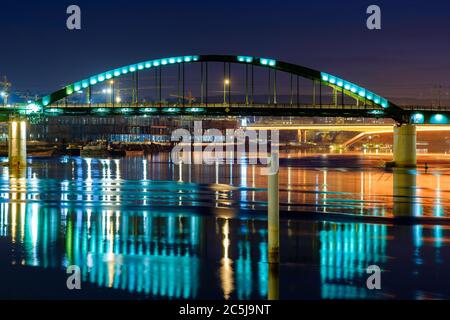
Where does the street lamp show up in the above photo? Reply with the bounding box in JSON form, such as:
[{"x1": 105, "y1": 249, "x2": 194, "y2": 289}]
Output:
[
  {"x1": 0, "y1": 91, "x2": 8, "y2": 106},
  {"x1": 110, "y1": 80, "x2": 114, "y2": 106},
  {"x1": 102, "y1": 88, "x2": 112, "y2": 105},
  {"x1": 223, "y1": 79, "x2": 230, "y2": 105}
]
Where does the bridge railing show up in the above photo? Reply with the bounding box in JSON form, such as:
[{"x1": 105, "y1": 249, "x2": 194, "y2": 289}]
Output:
[
  {"x1": 46, "y1": 102, "x2": 383, "y2": 110},
  {"x1": 401, "y1": 105, "x2": 450, "y2": 111}
]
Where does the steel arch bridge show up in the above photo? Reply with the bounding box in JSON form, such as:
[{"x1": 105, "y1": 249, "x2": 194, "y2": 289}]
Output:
[{"x1": 7, "y1": 54, "x2": 450, "y2": 124}]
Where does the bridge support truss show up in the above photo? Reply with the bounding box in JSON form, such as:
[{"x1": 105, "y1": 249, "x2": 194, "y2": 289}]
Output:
[{"x1": 8, "y1": 119, "x2": 27, "y2": 168}]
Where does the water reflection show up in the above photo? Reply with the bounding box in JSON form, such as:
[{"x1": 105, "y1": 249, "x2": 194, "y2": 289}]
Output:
[
  {"x1": 393, "y1": 168, "x2": 419, "y2": 217},
  {"x1": 0, "y1": 155, "x2": 449, "y2": 299},
  {"x1": 220, "y1": 219, "x2": 234, "y2": 299},
  {"x1": 319, "y1": 222, "x2": 387, "y2": 298}
]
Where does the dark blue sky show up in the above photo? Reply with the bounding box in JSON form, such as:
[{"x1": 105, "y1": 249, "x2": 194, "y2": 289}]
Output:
[{"x1": 1, "y1": 0, "x2": 450, "y2": 103}]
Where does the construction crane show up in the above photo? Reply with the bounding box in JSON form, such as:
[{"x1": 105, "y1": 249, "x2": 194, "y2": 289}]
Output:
[
  {"x1": 169, "y1": 90, "x2": 197, "y2": 106},
  {"x1": 16, "y1": 90, "x2": 38, "y2": 104},
  {"x1": 0, "y1": 76, "x2": 11, "y2": 106}
]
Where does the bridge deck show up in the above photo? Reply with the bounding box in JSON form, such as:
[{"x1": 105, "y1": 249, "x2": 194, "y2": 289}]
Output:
[{"x1": 1, "y1": 103, "x2": 449, "y2": 125}]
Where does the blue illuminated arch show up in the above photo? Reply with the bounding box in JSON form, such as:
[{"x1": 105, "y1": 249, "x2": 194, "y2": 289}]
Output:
[{"x1": 29, "y1": 54, "x2": 398, "y2": 113}]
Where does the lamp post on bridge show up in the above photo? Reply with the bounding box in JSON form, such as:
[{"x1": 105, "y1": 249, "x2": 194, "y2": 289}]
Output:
[
  {"x1": 102, "y1": 87, "x2": 113, "y2": 106},
  {"x1": 0, "y1": 91, "x2": 7, "y2": 106},
  {"x1": 223, "y1": 79, "x2": 230, "y2": 106}
]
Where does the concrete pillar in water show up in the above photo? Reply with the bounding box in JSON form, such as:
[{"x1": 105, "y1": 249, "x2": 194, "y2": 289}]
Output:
[
  {"x1": 393, "y1": 124, "x2": 416, "y2": 167},
  {"x1": 268, "y1": 153, "x2": 279, "y2": 264},
  {"x1": 297, "y1": 130, "x2": 302, "y2": 143},
  {"x1": 267, "y1": 152, "x2": 280, "y2": 300},
  {"x1": 8, "y1": 120, "x2": 27, "y2": 168}
]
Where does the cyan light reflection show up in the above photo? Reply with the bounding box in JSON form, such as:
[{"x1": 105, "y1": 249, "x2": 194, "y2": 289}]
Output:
[
  {"x1": 319, "y1": 222, "x2": 387, "y2": 299},
  {"x1": 65, "y1": 211, "x2": 201, "y2": 298}
]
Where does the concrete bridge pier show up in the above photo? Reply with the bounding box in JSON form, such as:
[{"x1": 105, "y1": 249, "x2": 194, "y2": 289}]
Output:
[
  {"x1": 392, "y1": 124, "x2": 416, "y2": 168},
  {"x1": 8, "y1": 120, "x2": 27, "y2": 168},
  {"x1": 297, "y1": 130, "x2": 307, "y2": 144},
  {"x1": 268, "y1": 153, "x2": 280, "y2": 264}
]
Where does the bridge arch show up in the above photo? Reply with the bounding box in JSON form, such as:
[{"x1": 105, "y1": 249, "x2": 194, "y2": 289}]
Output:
[{"x1": 28, "y1": 54, "x2": 401, "y2": 118}]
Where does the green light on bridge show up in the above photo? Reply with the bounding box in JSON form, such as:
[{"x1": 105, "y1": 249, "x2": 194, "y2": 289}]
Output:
[
  {"x1": 117, "y1": 108, "x2": 133, "y2": 114},
  {"x1": 238, "y1": 56, "x2": 253, "y2": 63},
  {"x1": 321, "y1": 72, "x2": 389, "y2": 108},
  {"x1": 57, "y1": 57, "x2": 202, "y2": 109},
  {"x1": 186, "y1": 107, "x2": 205, "y2": 113},
  {"x1": 45, "y1": 108, "x2": 64, "y2": 114},
  {"x1": 139, "y1": 107, "x2": 158, "y2": 113},
  {"x1": 66, "y1": 85, "x2": 74, "y2": 95},
  {"x1": 92, "y1": 108, "x2": 110, "y2": 114},
  {"x1": 163, "y1": 107, "x2": 180, "y2": 113},
  {"x1": 42, "y1": 96, "x2": 51, "y2": 106},
  {"x1": 368, "y1": 110, "x2": 384, "y2": 115},
  {"x1": 430, "y1": 114, "x2": 448, "y2": 124},
  {"x1": 38, "y1": 55, "x2": 393, "y2": 112},
  {"x1": 260, "y1": 58, "x2": 276, "y2": 67}
]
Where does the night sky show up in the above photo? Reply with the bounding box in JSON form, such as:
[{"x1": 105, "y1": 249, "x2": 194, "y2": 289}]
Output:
[{"x1": 1, "y1": 0, "x2": 450, "y2": 104}]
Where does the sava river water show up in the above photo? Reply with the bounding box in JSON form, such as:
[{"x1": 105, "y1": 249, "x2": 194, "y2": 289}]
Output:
[{"x1": 0, "y1": 152, "x2": 449, "y2": 299}]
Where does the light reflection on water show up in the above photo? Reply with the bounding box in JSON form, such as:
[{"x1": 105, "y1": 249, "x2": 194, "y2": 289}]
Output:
[
  {"x1": 0, "y1": 154, "x2": 450, "y2": 299},
  {"x1": 0, "y1": 154, "x2": 449, "y2": 217}
]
